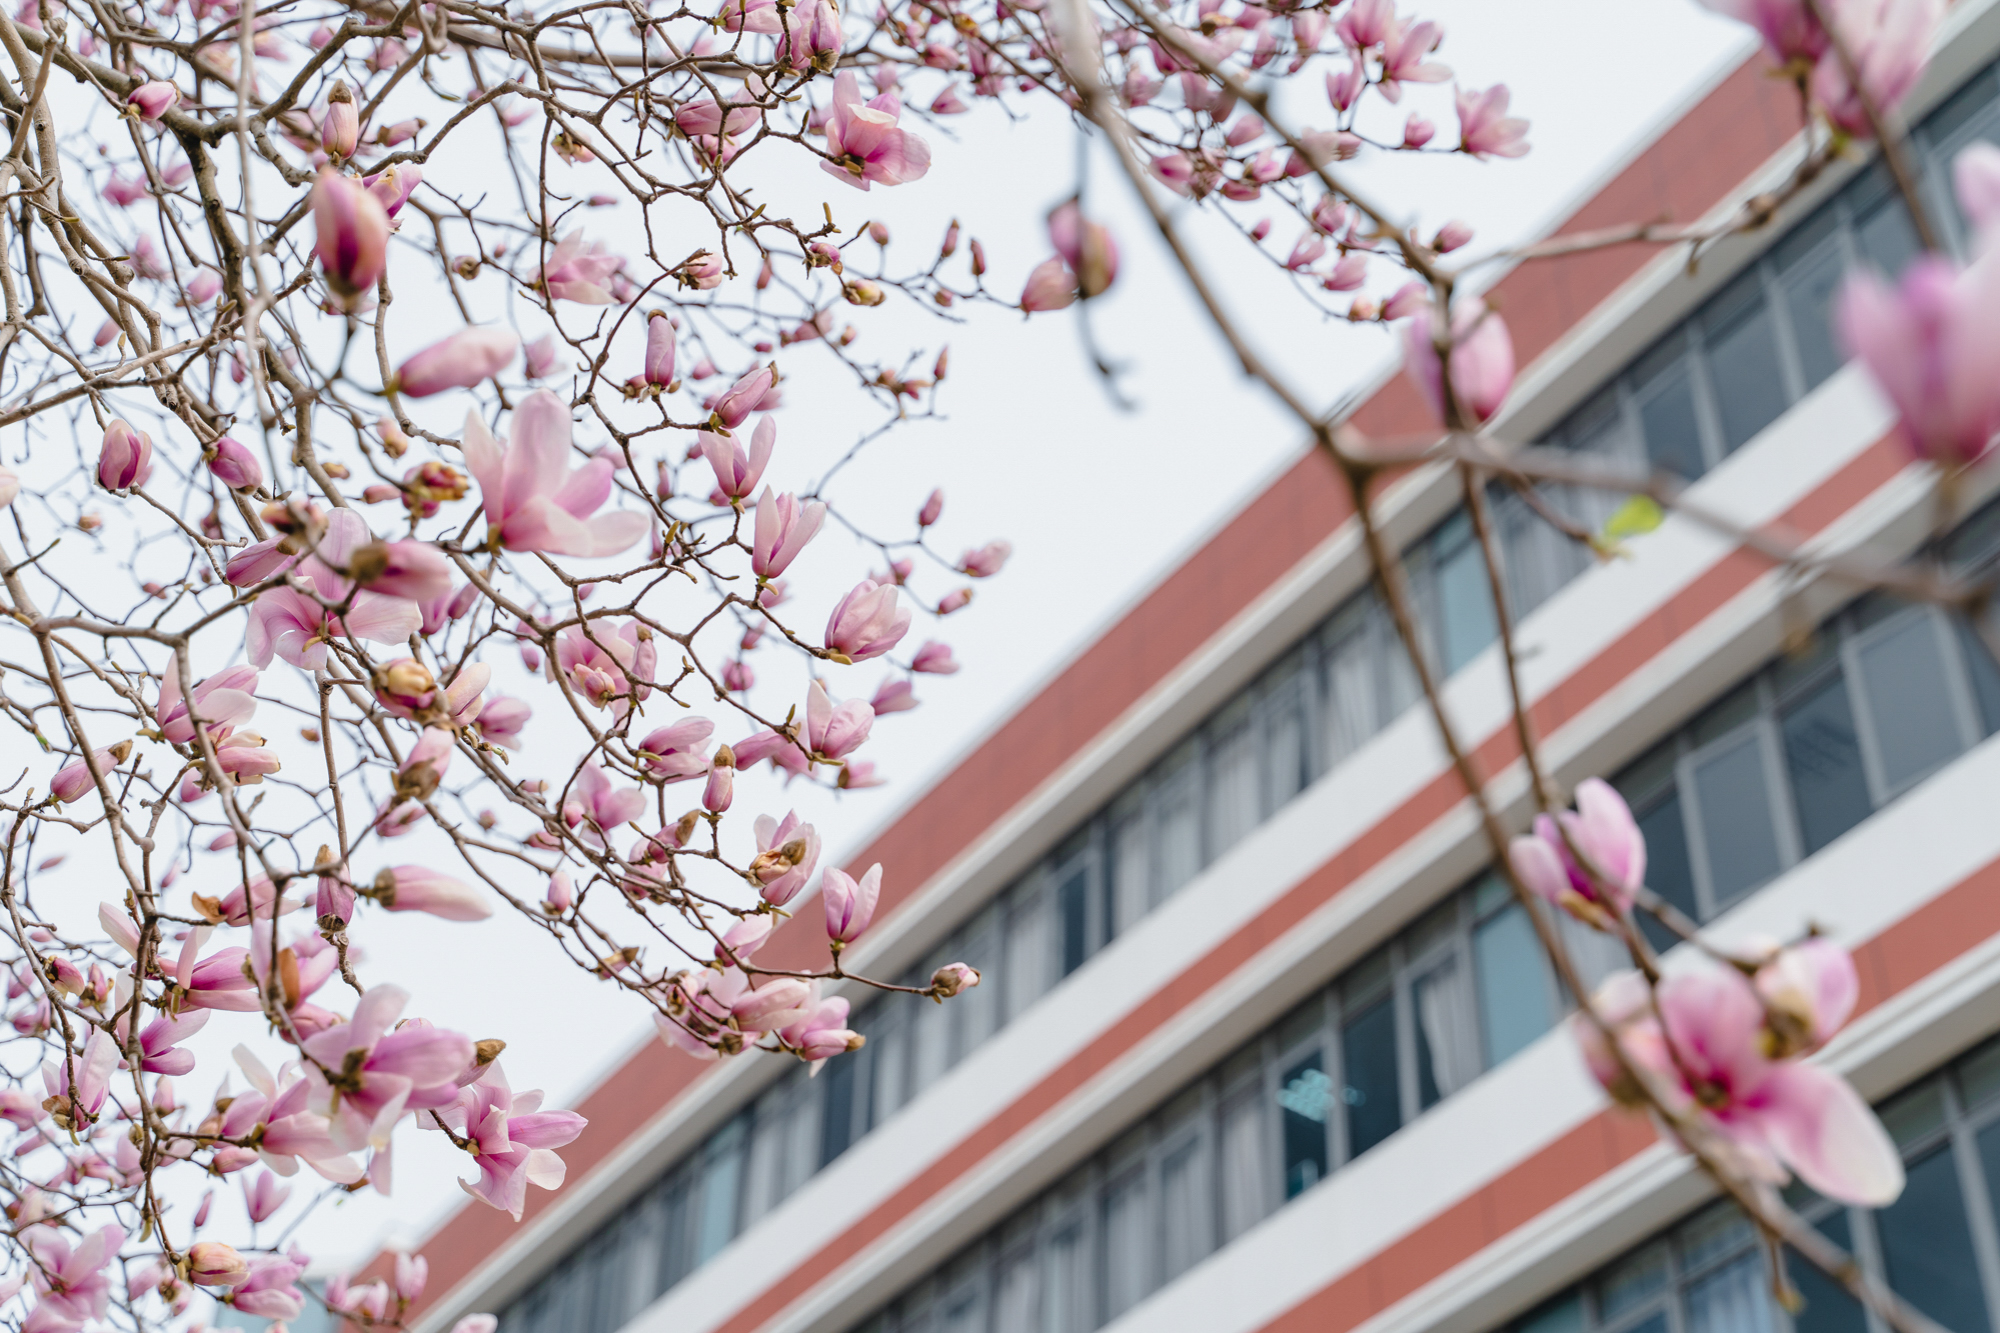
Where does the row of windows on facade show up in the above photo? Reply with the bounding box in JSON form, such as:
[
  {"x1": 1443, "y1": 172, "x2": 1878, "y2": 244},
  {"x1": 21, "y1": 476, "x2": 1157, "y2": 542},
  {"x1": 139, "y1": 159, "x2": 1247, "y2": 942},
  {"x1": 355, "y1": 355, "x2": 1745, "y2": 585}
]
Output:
[
  {"x1": 490, "y1": 53, "x2": 2000, "y2": 1331},
  {"x1": 1508, "y1": 1032, "x2": 2000, "y2": 1333},
  {"x1": 828, "y1": 512, "x2": 2000, "y2": 1333}
]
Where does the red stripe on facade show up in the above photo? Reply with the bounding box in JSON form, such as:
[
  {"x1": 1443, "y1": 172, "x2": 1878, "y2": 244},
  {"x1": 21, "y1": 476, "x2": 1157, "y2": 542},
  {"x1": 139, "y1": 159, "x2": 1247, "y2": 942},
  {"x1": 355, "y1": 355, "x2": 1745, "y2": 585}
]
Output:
[{"x1": 408, "y1": 52, "x2": 1810, "y2": 1322}]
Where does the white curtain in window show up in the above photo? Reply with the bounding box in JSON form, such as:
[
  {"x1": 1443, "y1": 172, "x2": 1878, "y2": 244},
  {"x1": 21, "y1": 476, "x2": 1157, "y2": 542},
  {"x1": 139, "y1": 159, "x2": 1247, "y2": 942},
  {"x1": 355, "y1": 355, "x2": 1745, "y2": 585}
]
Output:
[
  {"x1": 1262, "y1": 689, "x2": 1307, "y2": 811},
  {"x1": 1044, "y1": 1224, "x2": 1090, "y2": 1333},
  {"x1": 1003, "y1": 889, "x2": 1054, "y2": 1023},
  {"x1": 1558, "y1": 910, "x2": 1626, "y2": 997},
  {"x1": 1152, "y1": 765, "x2": 1202, "y2": 901},
  {"x1": 992, "y1": 1251, "x2": 1039, "y2": 1333},
  {"x1": 1218, "y1": 1090, "x2": 1266, "y2": 1242},
  {"x1": 1415, "y1": 959, "x2": 1480, "y2": 1099},
  {"x1": 780, "y1": 1084, "x2": 819, "y2": 1201},
  {"x1": 1109, "y1": 813, "x2": 1149, "y2": 936},
  {"x1": 1686, "y1": 1255, "x2": 1775, "y2": 1333},
  {"x1": 1102, "y1": 1172, "x2": 1151, "y2": 1321},
  {"x1": 1206, "y1": 724, "x2": 1260, "y2": 858},
  {"x1": 738, "y1": 1108, "x2": 785, "y2": 1230},
  {"x1": 872, "y1": 1013, "x2": 911, "y2": 1124},
  {"x1": 1325, "y1": 629, "x2": 1375, "y2": 762},
  {"x1": 1159, "y1": 1138, "x2": 1208, "y2": 1274}
]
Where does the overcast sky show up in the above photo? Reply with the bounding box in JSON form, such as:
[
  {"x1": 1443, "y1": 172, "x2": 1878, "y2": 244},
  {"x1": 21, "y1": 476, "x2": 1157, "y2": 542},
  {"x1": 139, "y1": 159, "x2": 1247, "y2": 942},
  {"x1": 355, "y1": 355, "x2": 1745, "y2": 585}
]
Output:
[{"x1": 21, "y1": 0, "x2": 1761, "y2": 1283}]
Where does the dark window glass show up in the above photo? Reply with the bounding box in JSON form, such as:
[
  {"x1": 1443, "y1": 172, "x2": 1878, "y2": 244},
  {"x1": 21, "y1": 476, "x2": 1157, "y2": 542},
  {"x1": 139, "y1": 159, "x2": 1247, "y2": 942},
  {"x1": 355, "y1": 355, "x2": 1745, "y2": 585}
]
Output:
[
  {"x1": 1857, "y1": 615, "x2": 1964, "y2": 791},
  {"x1": 1787, "y1": 1210, "x2": 1867, "y2": 1333},
  {"x1": 1636, "y1": 358, "x2": 1708, "y2": 480},
  {"x1": 658, "y1": 1172, "x2": 694, "y2": 1291},
  {"x1": 1635, "y1": 793, "x2": 1698, "y2": 948},
  {"x1": 695, "y1": 1124, "x2": 744, "y2": 1262},
  {"x1": 820, "y1": 1035, "x2": 862, "y2": 1166},
  {"x1": 1976, "y1": 1120, "x2": 2000, "y2": 1282},
  {"x1": 1277, "y1": 1053, "x2": 1333, "y2": 1197},
  {"x1": 1704, "y1": 277, "x2": 1790, "y2": 452},
  {"x1": 1956, "y1": 617, "x2": 2000, "y2": 736},
  {"x1": 1101, "y1": 1167, "x2": 1150, "y2": 1319},
  {"x1": 1877, "y1": 1145, "x2": 1991, "y2": 1333},
  {"x1": 1434, "y1": 514, "x2": 1498, "y2": 674},
  {"x1": 1685, "y1": 1252, "x2": 1774, "y2": 1333},
  {"x1": 1475, "y1": 902, "x2": 1555, "y2": 1065},
  {"x1": 1857, "y1": 192, "x2": 1922, "y2": 278},
  {"x1": 1057, "y1": 861, "x2": 1090, "y2": 977},
  {"x1": 1516, "y1": 1295, "x2": 1585, "y2": 1333},
  {"x1": 1781, "y1": 673, "x2": 1873, "y2": 855},
  {"x1": 1341, "y1": 996, "x2": 1401, "y2": 1157},
  {"x1": 1774, "y1": 206, "x2": 1847, "y2": 390},
  {"x1": 1691, "y1": 732, "x2": 1783, "y2": 908}
]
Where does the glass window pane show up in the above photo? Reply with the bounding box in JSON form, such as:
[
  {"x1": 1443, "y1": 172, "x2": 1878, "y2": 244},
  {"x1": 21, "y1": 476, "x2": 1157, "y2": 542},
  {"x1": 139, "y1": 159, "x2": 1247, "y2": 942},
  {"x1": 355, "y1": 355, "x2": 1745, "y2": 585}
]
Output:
[
  {"x1": 1107, "y1": 798, "x2": 1149, "y2": 938},
  {"x1": 658, "y1": 1170, "x2": 694, "y2": 1291},
  {"x1": 819, "y1": 1026, "x2": 864, "y2": 1166},
  {"x1": 1414, "y1": 956, "x2": 1479, "y2": 1106},
  {"x1": 1152, "y1": 747, "x2": 1203, "y2": 901},
  {"x1": 1704, "y1": 282, "x2": 1790, "y2": 452},
  {"x1": 993, "y1": 1249, "x2": 1039, "y2": 1333},
  {"x1": 1261, "y1": 672, "x2": 1311, "y2": 814},
  {"x1": 1004, "y1": 882, "x2": 1055, "y2": 1023},
  {"x1": 1965, "y1": 1040, "x2": 2000, "y2": 1110},
  {"x1": 1685, "y1": 1253, "x2": 1775, "y2": 1333},
  {"x1": 937, "y1": 1284, "x2": 983, "y2": 1333},
  {"x1": 1692, "y1": 732, "x2": 1784, "y2": 909},
  {"x1": 1857, "y1": 613, "x2": 1966, "y2": 791},
  {"x1": 1103, "y1": 1170, "x2": 1151, "y2": 1319},
  {"x1": 1323, "y1": 601, "x2": 1377, "y2": 764},
  {"x1": 1636, "y1": 355, "x2": 1708, "y2": 480},
  {"x1": 1434, "y1": 515, "x2": 1499, "y2": 674},
  {"x1": 1159, "y1": 1136, "x2": 1211, "y2": 1274},
  {"x1": 1633, "y1": 791, "x2": 1699, "y2": 945},
  {"x1": 1857, "y1": 193, "x2": 1921, "y2": 278},
  {"x1": 872, "y1": 1005, "x2": 912, "y2": 1123},
  {"x1": 1341, "y1": 995, "x2": 1401, "y2": 1157},
  {"x1": 695, "y1": 1125, "x2": 744, "y2": 1262},
  {"x1": 1044, "y1": 1221, "x2": 1090, "y2": 1333},
  {"x1": 956, "y1": 912, "x2": 1002, "y2": 1056},
  {"x1": 1600, "y1": 1244, "x2": 1670, "y2": 1321},
  {"x1": 1876, "y1": 1145, "x2": 1991, "y2": 1333},
  {"x1": 1781, "y1": 673, "x2": 1874, "y2": 855},
  {"x1": 1218, "y1": 1087, "x2": 1267, "y2": 1242},
  {"x1": 1376, "y1": 597, "x2": 1421, "y2": 722},
  {"x1": 1957, "y1": 617, "x2": 2000, "y2": 736},
  {"x1": 911, "y1": 969, "x2": 952, "y2": 1091},
  {"x1": 1277, "y1": 1052, "x2": 1333, "y2": 1198},
  {"x1": 1055, "y1": 860, "x2": 1091, "y2": 978},
  {"x1": 1778, "y1": 239, "x2": 1846, "y2": 390},
  {"x1": 1475, "y1": 902, "x2": 1556, "y2": 1066},
  {"x1": 1517, "y1": 1295, "x2": 1585, "y2": 1333},
  {"x1": 741, "y1": 1103, "x2": 786, "y2": 1229},
  {"x1": 1786, "y1": 1210, "x2": 1867, "y2": 1333},
  {"x1": 1206, "y1": 712, "x2": 1260, "y2": 859}
]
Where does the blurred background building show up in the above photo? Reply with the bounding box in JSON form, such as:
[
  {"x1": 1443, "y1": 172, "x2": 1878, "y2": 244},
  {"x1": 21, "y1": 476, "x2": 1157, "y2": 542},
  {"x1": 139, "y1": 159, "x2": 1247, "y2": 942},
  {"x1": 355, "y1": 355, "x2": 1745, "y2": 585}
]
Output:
[{"x1": 395, "y1": 6, "x2": 2000, "y2": 1333}]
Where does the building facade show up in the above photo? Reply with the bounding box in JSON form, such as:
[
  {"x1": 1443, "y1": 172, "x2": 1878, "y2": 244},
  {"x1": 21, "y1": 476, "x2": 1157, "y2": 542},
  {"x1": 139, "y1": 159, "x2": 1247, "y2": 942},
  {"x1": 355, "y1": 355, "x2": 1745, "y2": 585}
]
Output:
[{"x1": 402, "y1": 10, "x2": 2000, "y2": 1333}]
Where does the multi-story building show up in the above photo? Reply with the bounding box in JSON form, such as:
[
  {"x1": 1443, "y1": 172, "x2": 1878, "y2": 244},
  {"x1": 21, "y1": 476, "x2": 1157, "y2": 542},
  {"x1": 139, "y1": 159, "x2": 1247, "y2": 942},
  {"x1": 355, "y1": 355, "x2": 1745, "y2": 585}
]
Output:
[{"x1": 401, "y1": 8, "x2": 2000, "y2": 1333}]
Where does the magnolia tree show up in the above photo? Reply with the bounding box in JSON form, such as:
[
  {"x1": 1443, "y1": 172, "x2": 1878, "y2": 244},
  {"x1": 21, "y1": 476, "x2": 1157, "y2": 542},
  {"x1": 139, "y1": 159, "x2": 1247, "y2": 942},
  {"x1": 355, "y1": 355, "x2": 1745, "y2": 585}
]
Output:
[{"x1": 0, "y1": 0, "x2": 1983, "y2": 1326}]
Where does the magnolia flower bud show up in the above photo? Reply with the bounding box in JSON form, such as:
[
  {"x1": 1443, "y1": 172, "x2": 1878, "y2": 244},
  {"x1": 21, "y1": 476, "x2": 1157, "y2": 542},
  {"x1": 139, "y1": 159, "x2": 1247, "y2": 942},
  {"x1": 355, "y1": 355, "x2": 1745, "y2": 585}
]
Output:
[
  {"x1": 204, "y1": 436, "x2": 263, "y2": 491},
  {"x1": 187, "y1": 1242, "x2": 250, "y2": 1287},
  {"x1": 127, "y1": 80, "x2": 181, "y2": 122},
  {"x1": 322, "y1": 80, "x2": 360, "y2": 160},
  {"x1": 704, "y1": 746, "x2": 734, "y2": 813},
  {"x1": 98, "y1": 420, "x2": 154, "y2": 491},
  {"x1": 931, "y1": 962, "x2": 980, "y2": 997}
]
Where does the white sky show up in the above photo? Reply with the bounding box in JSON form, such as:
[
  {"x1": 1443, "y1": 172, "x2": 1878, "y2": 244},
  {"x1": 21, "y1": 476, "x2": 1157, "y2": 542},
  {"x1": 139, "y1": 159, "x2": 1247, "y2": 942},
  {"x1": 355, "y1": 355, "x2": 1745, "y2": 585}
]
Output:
[{"x1": 8, "y1": 0, "x2": 1758, "y2": 1285}]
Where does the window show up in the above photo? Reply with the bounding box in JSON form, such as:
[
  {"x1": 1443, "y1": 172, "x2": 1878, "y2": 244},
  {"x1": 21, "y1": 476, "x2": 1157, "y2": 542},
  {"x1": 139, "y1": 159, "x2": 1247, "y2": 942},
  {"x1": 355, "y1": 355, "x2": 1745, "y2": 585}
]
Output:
[
  {"x1": 1634, "y1": 340, "x2": 1708, "y2": 480},
  {"x1": 1852, "y1": 609, "x2": 1969, "y2": 793},
  {"x1": 1778, "y1": 667, "x2": 1871, "y2": 856},
  {"x1": 1433, "y1": 511, "x2": 1500, "y2": 674},
  {"x1": 1101, "y1": 1152, "x2": 1151, "y2": 1319},
  {"x1": 1339, "y1": 982, "x2": 1400, "y2": 1158},
  {"x1": 1703, "y1": 270, "x2": 1791, "y2": 452},
  {"x1": 1473, "y1": 891, "x2": 1557, "y2": 1066},
  {"x1": 1150, "y1": 744, "x2": 1203, "y2": 901},
  {"x1": 1278, "y1": 1053, "x2": 1333, "y2": 1198},
  {"x1": 1207, "y1": 700, "x2": 1261, "y2": 858},
  {"x1": 1688, "y1": 727, "x2": 1785, "y2": 910}
]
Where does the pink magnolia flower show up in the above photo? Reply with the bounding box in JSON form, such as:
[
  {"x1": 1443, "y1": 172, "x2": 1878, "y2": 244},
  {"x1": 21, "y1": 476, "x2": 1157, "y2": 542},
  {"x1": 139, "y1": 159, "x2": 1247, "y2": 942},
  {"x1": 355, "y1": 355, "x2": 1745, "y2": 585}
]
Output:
[
  {"x1": 205, "y1": 435, "x2": 263, "y2": 490},
  {"x1": 821, "y1": 70, "x2": 931, "y2": 190},
  {"x1": 41, "y1": 1029, "x2": 117, "y2": 1129},
  {"x1": 51, "y1": 742, "x2": 131, "y2": 804},
  {"x1": 676, "y1": 98, "x2": 759, "y2": 139},
  {"x1": 1403, "y1": 301, "x2": 1515, "y2": 426},
  {"x1": 475, "y1": 695, "x2": 531, "y2": 749},
  {"x1": 371, "y1": 866, "x2": 492, "y2": 921},
  {"x1": 244, "y1": 1169, "x2": 292, "y2": 1223},
  {"x1": 872, "y1": 677, "x2": 918, "y2": 713},
  {"x1": 312, "y1": 169, "x2": 392, "y2": 308},
  {"x1": 1698, "y1": 0, "x2": 1829, "y2": 62},
  {"x1": 917, "y1": 488, "x2": 944, "y2": 526},
  {"x1": 711, "y1": 364, "x2": 779, "y2": 430},
  {"x1": 910, "y1": 640, "x2": 959, "y2": 674},
  {"x1": 826, "y1": 579, "x2": 911, "y2": 662},
  {"x1": 959, "y1": 539, "x2": 1011, "y2": 577},
  {"x1": 1810, "y1": 0, "x2": 1940, "y2": 136},
  {"x1": 246, "y1": 510, "x2": 423, "y2": 670},
  {"x1": 1577, "y1": 965, "x2": 1904, "y2": 1205},
  {"x1": 395, "y1": 1252, "x2": 428, "y2": 1302},
  {"x1": 563, "y1": 763, "x2": 647, "y2": 847},
  {"x1": 643, "y1": 311, "x2": 677, "y2": 386},
  {"x1": 136, "y1": 1008, "x2": 208, "y2": 1075},
  {"x1": 1508, "y1": 778, "x2": 1645, "y2": 927},
  {"x1": 733, "y1": 978, "x2": 815, "y2": 1032},
  {"x1": 127, "y1": 79, "x2": 180, "y2": 120},
  {"x1": 704, "y1": 748, "x2": 735, "y2": 812},
  {"x1": 1432, "y1": 220, "x2": 1475, "y2": 254},
  {"x1": 1454, "y1": 83, "x2": 1530, "y2": 158},
  {"x1": 1335, "y1": 0, "x2": 1392, "y2": 48},
  {"x1": 539, "y1": 231, "x2": 622, "y2": 304},
  {"x1": 1755, "y1": 938, "x2": 1859, "y2": 1057},
  {"x1": 1049, "y1": 201, "x2": 1119, "y2": 298},
  {"x1": 823, "y1": 863, "x2": 881, "y2": 944},
  {"x1": 1020, "y1": 257, "x2": 1077, "y2": 312},
  {"x1": 1837, "y1": 253, "x2": 2000, "y2": 467},
  {"x1": 321, "y1": 80, "x2": 359, "y2": 158},
  {"x1": 554, "y1": 620, "x2": 654, "y2": 715},
  {"x1": 97, "y1": 418, "x2": 154, "y2": 490},
  {"x1": 302, "y1": 985, "x2": 475, "y2": 1152},
  {"x1": 1378, "y1": 18, "x2": 1449, "y2": 100},
  {"x1": 782, "y1": 996, "x2": 863, "y2": 1066},
  {"x1": 717, "y1": 0, "x2": 783, "y2": 33},
  {"x1": 396, "y1": 326, "x2": 520, "y2": 397},
  {"x1": 188, "y1": 1241, "x2": 251, "y2": 1287},
  {"x1": 635, "y1": 717, "x2": 714, "y2": 781},
  {"x1": 1957, "y1": 142, "x2": 2000, "y2": 243},
  {"x1": 1326, "y1": 54, "x2": 1366, "y2": 110},
  {"x1": 699, "y1": 417, "x2": 776, "y2": 499},
  {"x1": 752, "y1": 488, "x2": 826, "y2": 577},
  {"x1": 22, "y1": 1222, "x2": 125, "y2": 1324},
  {"x1": 435, "y1": 1063, "x2": 586, "y2": 1220},
  {"x1": 806, "y1": 679, "x2": 873, "y2": 760},
  {"x1": 462, "y1": 390, "x2": 649, "y2": 557},
  {"x1": 775, "y1": 0, "x2": 843, "y2": 69},
  {"x1": 750, "y1": 810, "x2": 821, "y2": 906},
  {"x1": 523, "y1": 333, "x2": 559, "y2": 379},
  {"x1": 229, "y1": 1257, "x2": 306, "y2": 1320},
  {"x1": 932, "y1": 962, "x2": 980, "y2": 996},
  {"x1": 349, "y1": 538, "x2": 452, "y2": 603},
  {"x1": 228, "y1": 1049, "x2": 366, "y2": 1182}
]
